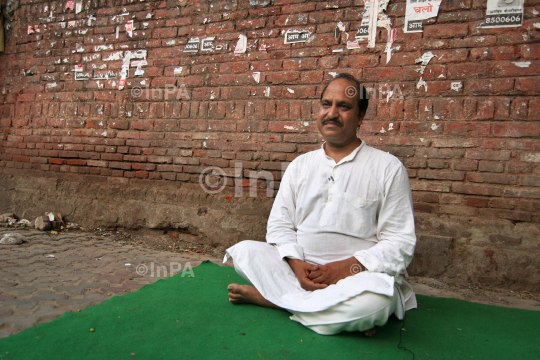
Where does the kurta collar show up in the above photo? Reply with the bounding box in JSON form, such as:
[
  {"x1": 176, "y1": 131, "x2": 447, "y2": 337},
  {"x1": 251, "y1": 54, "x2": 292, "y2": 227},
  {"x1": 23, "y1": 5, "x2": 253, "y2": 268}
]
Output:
[{"x1": 320, "y1": 140, "x2": 364, "y2": 166}]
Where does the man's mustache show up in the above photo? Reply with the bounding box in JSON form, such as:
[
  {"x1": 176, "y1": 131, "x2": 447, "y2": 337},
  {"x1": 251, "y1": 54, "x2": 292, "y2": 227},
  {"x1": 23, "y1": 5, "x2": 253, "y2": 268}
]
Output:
[{"x1": 322, "y1": 117, "x2": 343, "y2": 127}]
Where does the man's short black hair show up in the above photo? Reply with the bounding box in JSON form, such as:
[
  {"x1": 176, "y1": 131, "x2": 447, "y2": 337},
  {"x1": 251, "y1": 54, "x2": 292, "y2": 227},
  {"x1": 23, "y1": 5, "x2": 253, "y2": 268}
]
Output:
[{"x1": 320, "y1": 73, "x2": 369, "y2": 118}]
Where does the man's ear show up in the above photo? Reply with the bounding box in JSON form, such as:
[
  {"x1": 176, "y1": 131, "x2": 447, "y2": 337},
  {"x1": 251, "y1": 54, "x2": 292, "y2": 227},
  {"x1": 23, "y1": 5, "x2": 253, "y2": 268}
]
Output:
[{"x1": 357, "y1": 112, "x2": 365, "y2": 126}]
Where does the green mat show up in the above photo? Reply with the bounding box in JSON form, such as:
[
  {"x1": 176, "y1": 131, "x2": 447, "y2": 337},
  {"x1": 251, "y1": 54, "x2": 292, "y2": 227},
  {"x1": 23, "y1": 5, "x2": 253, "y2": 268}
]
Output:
[{"x1": 1, "y1": 262, "x2": 538, "y2": 359}]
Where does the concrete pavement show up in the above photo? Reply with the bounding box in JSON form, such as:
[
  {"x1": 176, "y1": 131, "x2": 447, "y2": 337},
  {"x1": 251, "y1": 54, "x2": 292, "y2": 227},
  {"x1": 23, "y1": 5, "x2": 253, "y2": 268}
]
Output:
[{"x1": 0, "y1": 227, "x2": 217, "y2": 338}]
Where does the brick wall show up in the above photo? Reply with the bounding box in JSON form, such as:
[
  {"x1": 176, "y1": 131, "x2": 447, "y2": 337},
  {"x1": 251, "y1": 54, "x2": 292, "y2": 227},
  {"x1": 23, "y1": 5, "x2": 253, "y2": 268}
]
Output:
[{"x1": 0, "y1": 0, "x2": 539, "y2": 290}]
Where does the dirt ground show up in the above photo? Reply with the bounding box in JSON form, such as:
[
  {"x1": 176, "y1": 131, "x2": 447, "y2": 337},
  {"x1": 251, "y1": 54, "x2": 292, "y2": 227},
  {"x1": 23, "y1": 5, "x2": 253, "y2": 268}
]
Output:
[{"x1": 10, "y1": 223, "x2": 536, "y2": 312}]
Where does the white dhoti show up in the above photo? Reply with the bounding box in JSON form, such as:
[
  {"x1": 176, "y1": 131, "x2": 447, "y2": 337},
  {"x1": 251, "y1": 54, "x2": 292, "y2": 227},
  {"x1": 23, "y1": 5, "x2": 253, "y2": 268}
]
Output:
[{"x1": 224, "y1": 240, "x2": 416, "y2": 335}]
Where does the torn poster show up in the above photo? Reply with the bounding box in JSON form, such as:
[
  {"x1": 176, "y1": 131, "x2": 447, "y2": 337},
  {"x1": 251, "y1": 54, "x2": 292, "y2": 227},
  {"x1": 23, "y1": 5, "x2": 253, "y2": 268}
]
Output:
[
  {"x1": 259, "y1": 44, "x2": 267, "y2": 51},
  {"x1": 252, "y1": 72, "x2": 260, "y2": 83},
  {"x1": 356, "y1": 6, "x2": 369, "y2": 40},
  {"x1": 358, "y1": 0, "x2": 393, "y2": 50},
  {"x1": 74, "y1": 64, "x2": 83, "y2": 72},
  {"x1": 75, "y1": 1, "x2": 82, "y2": 14},
  {"x1": 479, "y1": 0, "x2": 523, "y2": 28},
  {"x1": 202, "y1": 37, "x2": 215, "y2": 51},
  {"x1": 404, "y1": 0, "x2": 442, "y2": 33},
  {"x1": 368, "y1": 0, "x2": 379, "y2": 48},
  {"x1": 65, "y1": 1, "x2": 74, "y2": 10},
  {"x1": 284, "y1": 29, "x2": 311, "y2": 44},
  {"x1": 126, "y1": 20, "x2": 134, "y2": 37},
  {"x1": 134, "y1": 66, "x2": 144, "y2": 76},
  {"x1": 234, "y1": 34, "x2": 247, "y2": 55},
  {"x1": 184, "y1": 38, "x2": 200, "y2": 52}
]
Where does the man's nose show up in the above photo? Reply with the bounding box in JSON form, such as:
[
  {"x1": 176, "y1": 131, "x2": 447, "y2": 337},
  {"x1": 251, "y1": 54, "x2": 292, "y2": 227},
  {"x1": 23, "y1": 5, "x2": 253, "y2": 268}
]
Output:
[{"x1": 328, "y1": 104, "x2": 339, "y2": 118}]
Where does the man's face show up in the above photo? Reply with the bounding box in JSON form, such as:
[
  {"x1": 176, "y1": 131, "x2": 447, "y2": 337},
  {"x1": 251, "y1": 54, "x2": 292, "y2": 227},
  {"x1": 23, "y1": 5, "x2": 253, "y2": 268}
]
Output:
[{"x1": 317, "y1": 79, "x2": 363, "y2": 146}]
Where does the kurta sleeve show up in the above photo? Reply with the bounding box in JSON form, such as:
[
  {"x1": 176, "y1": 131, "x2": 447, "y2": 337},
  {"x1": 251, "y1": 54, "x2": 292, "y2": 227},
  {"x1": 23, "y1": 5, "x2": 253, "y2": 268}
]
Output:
[
  {"x1": 266, "y1": 161, "x2": 304, "y2": 261},
  {"x1": 353, "y1": 162, "x2": 416, "y2": 276}
]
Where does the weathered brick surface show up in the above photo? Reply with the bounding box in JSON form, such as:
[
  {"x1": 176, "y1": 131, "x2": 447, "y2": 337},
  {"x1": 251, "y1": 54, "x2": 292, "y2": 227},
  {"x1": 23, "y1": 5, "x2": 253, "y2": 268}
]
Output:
[{"x1": 0, "y1": 1, "x2": 539, "y2": 289}]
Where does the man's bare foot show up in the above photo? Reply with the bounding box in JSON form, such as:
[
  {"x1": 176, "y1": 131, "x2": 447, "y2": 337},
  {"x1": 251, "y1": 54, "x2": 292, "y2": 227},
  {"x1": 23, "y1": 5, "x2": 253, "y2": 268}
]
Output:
[
  {"x1": 363, "y1": 328, "x2": 376, "y2": 337},
  {"x1": 227, "y1": 284, "x2": 283, "y2": 310}
]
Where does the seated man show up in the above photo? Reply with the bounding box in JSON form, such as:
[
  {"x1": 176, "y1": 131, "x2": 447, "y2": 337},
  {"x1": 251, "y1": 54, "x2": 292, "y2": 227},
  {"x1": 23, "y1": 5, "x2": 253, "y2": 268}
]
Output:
[{"x1": 224, "y1": 73, "x2": 417, "y2": 336}]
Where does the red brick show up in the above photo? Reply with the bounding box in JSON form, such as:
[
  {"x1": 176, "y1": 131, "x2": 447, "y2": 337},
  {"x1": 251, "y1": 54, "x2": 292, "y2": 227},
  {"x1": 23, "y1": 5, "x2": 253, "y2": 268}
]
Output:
[
  {"x1": 452, "y1": 184, "x2": 503, "y2": 197},
  {"x1": 466, "y1": 173, "x2": 517, "y2": 185}
]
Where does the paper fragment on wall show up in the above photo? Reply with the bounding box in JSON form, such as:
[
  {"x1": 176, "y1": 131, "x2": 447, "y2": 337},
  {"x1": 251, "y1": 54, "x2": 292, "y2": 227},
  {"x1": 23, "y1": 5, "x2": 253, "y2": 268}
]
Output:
[
  {"x1": 479, "y1": 0, "x2": 523, "y2": 28},
  {"x1": 202, "y1": 37, "x2": 215, "y2": 51},
  {"x1": 126, "y1": 20, "x2": 134, "y2": 37},
  {"x1": 284, "y1": 29, "x2": 311, "y2": 44},
  {"x1": 417, "y1": 78, "x2": 427, "y2": 92},
  {"x1": 184, "y1": 38, "x2": 200, "y2": 52},
  {"x1": 134, "y1": 66, "x2": 144, "y2": 76},
  {"x1": 347, "y1": 40, "x2": 361, "y2": 49},
  {"x1": 252, "y1": 72, "x2": 260, "y2": 83},
  {"x1": 66, "y1": 1, "x2": 74, "y2": 10},
  {"x1": 404, "y1": 0, "x2": 442, "y2": 33},
  {"x1": 512, "y1": 61, "x2": 531, "y2": 67},
  {"x1": 234, "y1": 34, "x2": 247, "y2": 55},
  {"x1": 415, "y1": 51, "x2": 436, "y2": 73},
  {"x1": 451, "y1": 82, "x2": 462, "y2": 92},
  {"x1": 75, "y1": 1, "x2": 82, "y2": 14}
]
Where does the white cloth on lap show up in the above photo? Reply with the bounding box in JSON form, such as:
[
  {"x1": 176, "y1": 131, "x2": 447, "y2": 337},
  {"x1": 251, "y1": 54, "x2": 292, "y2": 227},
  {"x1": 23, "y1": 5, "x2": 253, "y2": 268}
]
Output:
[{"x1": 225, "y1": 241, "x2": 414, "y2": 334}]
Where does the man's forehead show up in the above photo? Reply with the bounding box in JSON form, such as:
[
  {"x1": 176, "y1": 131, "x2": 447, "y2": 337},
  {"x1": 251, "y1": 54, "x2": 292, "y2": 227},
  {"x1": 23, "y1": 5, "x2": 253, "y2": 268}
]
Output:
[{"x1": 322, "y1": 79, "x2": 358, "y2": 101}]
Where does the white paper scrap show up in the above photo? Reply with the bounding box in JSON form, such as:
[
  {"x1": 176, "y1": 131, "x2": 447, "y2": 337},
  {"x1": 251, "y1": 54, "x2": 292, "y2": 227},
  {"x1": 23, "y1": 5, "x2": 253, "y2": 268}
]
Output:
[
  {"x1": 451, "y1": 82, "x2": 462, "y2": 92},
  {"x1": 184, "y1": 38, "x2": 200, "y2": 52},
  {"x1": 417, "y1": 77, "x2": 427, "y2": 92},
  {"x1": 347, "y1": 40, "x2": 361, "y2": 49},
  {"x1": 252, "y1": 71, "x2": 260, "y2": 83},
  {"x1": 512, "y1": 61, "x2": 531, "y2": 67},
  {"x1": 234, "y1": 34, "x2": 247, "y2": 55},
  {"x1": 416, "y1": 51, "x2": 436, "y2": 66},
  {"x1": 202, "y1": 37, "x2": 215, "y2": 51},
  {"x1": 126, "y1": 20, "x2": 134, "y2": 37}
]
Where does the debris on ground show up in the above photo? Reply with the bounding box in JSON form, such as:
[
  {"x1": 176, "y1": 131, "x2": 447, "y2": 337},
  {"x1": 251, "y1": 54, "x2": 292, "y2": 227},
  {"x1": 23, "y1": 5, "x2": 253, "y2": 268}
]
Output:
[{"x1": 0, "y1": 232, "x2": 25, "y2": 245}]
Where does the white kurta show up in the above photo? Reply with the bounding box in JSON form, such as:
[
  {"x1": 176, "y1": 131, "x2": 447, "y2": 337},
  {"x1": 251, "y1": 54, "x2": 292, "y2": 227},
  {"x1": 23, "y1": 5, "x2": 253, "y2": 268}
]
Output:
[{"x1": 224, "y1": 141, "x2": 417, "y2": 333}]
